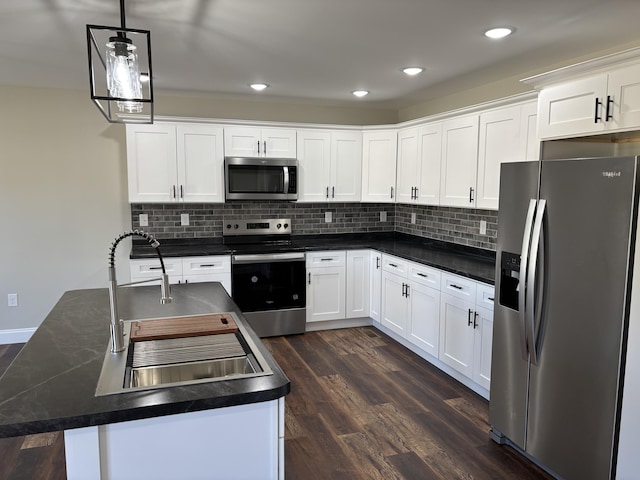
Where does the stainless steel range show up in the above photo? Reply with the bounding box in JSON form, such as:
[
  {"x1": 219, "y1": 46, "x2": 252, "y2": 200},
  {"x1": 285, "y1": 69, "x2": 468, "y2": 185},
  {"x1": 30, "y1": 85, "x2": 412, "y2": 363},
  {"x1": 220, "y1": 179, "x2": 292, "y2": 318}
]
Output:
[{"x1": 224, "y1": 218, "x2": 306, "y2": 337}]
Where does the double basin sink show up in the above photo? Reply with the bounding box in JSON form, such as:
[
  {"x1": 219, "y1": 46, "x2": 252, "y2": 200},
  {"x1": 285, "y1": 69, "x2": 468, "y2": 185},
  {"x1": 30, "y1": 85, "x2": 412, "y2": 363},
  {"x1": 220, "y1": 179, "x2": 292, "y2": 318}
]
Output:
[{"x1": 96, "y1": 312, "x2": 273, "y2": 396}]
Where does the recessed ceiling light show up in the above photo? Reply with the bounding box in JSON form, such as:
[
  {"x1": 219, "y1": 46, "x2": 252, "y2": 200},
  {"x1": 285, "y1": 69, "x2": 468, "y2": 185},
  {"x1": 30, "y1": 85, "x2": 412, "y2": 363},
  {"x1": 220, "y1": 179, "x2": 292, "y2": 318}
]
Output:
[
  {"x1": 352, "y1": 90, "x2": 369, "y2": 97},
  {"x1": 402, "y1": 67, "x2": 424, "y2": 76},
  {"x1": 250, "y1": 83, "x2": 269, "y2": 91},
  {"x1": 484, "y1": 27, "x2": 514, "y2": 39}
]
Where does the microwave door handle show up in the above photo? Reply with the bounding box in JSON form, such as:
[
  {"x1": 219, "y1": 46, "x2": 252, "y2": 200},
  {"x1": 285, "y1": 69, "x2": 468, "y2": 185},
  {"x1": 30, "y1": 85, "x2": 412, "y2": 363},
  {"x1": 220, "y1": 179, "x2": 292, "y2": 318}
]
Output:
[{"x1": 283, "y1": 166, "x2": 290, "y2": 194}]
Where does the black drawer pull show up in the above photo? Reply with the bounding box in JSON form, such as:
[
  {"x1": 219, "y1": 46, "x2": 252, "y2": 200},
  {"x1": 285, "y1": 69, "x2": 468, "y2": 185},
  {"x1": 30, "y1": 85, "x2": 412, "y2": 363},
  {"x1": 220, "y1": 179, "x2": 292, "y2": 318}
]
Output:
[{"x1": 450, "y1": 284, "x2": 462, "y2": 290}]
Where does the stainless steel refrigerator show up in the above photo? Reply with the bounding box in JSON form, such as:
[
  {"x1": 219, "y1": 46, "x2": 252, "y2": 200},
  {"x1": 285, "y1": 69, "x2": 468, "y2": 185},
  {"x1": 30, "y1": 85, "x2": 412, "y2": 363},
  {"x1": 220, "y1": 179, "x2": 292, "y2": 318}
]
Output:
[{"x1": 490, "y1": 156, "x2": 640, "y2": 480}]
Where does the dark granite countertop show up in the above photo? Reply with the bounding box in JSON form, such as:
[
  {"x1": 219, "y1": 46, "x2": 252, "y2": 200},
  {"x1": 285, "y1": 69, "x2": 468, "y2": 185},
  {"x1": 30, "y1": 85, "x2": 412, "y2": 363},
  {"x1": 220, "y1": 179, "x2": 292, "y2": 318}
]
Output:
[
  {"x1": 132, "y1": 233, "x2": 496, "y2": 284},
  {"x1": 0, "y1": 283, "x2": 290, "y2": 438}
]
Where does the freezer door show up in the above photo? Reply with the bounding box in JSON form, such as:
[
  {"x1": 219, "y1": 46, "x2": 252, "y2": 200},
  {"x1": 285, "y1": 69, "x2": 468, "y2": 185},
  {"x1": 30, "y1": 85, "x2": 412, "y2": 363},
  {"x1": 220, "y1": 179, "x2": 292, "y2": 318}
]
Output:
[
  {"x1": 526, "y1": 157, "x2": 638, "y2": 480},
  {"x1": 489, "y1": 161, "x2": 540, "y2": 449}
]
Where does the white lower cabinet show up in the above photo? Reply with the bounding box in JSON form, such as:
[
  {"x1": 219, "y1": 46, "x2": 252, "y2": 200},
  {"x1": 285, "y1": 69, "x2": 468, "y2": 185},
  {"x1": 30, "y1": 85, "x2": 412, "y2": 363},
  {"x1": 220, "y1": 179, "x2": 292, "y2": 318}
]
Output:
[
  {"x1": 307, "y1": 250, "x2": 371, "y2": 323},
  {"x1": 306, "y1": 251, "x2": 346, "y2": 323},
  {"x1": 438, "y1": 273, "x2": 494, "y2": 388},
  {"x1": 130, "y1": 256, "x2": 231, "y2": 295},
  {"x1": 369, "y1": 251, "x2": 382, "y2": 323},
  {"x1": 406, "y1": 271, "x2": 441, "y2": 358},
  {"x1": 381, "y1": 269, "x2": 408, "y2": 336}
]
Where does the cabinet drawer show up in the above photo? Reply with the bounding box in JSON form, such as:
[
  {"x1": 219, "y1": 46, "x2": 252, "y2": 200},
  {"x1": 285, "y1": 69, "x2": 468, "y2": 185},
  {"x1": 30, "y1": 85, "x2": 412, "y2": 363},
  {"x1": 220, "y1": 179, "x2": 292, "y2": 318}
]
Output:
[
  {"x1": 306, "y1": 251, "x2": 346, "y2": 267},
  {"x1": 476, "y1": 283, "x2": 495, "y2": 311},
  {"x1": 441, "y1": 272, "x2": 476, "y2": 301},
  {"x1": 182, "y1": 256, "x2": 231, "y2": 275},
  {"x1": 382, "y1": 254, "x2": 408, "y2": 277},
  {"x1": 130, "y1": 258, "x2": 183, "y2": 279},
  {"x1": 408, "y1": 263, "x2": 441, "y2": 289}
]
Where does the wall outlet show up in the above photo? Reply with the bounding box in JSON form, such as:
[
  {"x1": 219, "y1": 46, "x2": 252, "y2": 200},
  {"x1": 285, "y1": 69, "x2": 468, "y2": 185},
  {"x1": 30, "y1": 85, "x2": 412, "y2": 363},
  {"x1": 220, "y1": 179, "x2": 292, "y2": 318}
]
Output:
[
  {"x1": 480, "y1": 220, "x2": 487, "y2": 235},
  {"x1": 139, "y1": 213, "x2": 148, "y2": 227},
  {"x1": 181, "y1": 213, "x2": 190, "y2": 226},
  {"x1": 411, "y1": 212, "x2": 417, "y2": 224},
  {"x1": 380, "y1": 211, "x2": 387, "y2": 222},
  {"x1": 325, "y1": 211, "x2": 332, "y2": 223},
  {"x1": 8, "y1": 293, "x2": 18, "y2": 307}
]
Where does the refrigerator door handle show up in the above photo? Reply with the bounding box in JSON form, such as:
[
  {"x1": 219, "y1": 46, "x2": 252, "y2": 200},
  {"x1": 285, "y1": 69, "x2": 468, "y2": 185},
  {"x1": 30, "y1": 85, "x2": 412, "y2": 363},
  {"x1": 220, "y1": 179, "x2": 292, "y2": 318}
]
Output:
[
  {"x1": 519, "y1": 199, "x2": 537, "y2": 361},
  {"x1": 527, "y1": 199, "x2": 546, "y2": 366}
]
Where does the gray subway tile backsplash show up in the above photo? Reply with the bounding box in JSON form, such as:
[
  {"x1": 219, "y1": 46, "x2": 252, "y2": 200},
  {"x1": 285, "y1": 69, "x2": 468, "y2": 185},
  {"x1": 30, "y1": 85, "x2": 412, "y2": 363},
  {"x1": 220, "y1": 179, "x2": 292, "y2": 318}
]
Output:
[{"x1": 131, "y1": 202, "x2": 497, "y2": 250}]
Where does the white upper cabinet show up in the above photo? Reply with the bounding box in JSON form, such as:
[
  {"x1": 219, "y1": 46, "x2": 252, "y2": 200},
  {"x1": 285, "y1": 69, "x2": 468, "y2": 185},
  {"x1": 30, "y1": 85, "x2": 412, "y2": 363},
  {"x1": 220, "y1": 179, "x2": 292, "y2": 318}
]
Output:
[
  {"x1": 361, "y1": 130, "x2": 398, "y2": 203},
  {"x1": 476, "y1": 105, "x2": 524, "y2": 210},
  {"x1": 297, "y1": 130, "x2": 362, "y2": 202},
  {"x1": 396, "y1": 123, "x2": 442, "y2": 205},
  {"x1": 530, "y1": 50, "x2": 640, "y2": 140},
  {"x1": 439, "y1": 115, "x2": 480, "y2": 208},
  {"x1": 127, "y1": 123, "x2": 224, "y2": 203},
  {"x1": 521, "y1": 101, "x2": 540, "y2": 161},
  {"x1": 224, "y1": 126, "x2": 296, "y2": 158},
  {"x1": 396, "y1": 127, "x2": 420, "y2": 204}
]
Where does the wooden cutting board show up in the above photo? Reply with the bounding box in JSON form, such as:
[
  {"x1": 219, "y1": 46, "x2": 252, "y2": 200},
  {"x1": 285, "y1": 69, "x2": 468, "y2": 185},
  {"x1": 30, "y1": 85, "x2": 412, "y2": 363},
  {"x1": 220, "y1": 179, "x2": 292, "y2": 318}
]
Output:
[{"x1": 129, "y1": 313, "x2": 238, "y2": 342}]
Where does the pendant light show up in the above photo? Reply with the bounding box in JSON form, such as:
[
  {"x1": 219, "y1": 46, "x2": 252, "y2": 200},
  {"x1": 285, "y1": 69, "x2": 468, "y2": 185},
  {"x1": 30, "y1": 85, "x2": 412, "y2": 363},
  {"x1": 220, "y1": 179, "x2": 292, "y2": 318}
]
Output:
[{"x1": 87, "y1": 0, "x2": 153, "y2": 123}]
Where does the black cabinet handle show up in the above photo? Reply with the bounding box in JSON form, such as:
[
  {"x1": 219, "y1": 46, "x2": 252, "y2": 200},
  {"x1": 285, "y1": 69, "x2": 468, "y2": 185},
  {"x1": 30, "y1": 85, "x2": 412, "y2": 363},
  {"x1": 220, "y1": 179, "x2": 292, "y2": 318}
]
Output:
[
  {"x1": 595, "y1": 98, "x2": 603, "y2": 123},
  {"x1": 172, "y1": 185, "x2": 176, "y2": 199},
  {"x1": 606, "y1": 95, "x2": 614, "y2": 121},
  {"x1": 263, "y1": 141, "x2": 267, "y2": 155},
  {"x1": 180, "y1": 185, "x2": 184, "y2": 198},
  {"x1": 469, "y1": 187, "x2": 475, "y2": 203},
  {"x1": 473, "y1": 311, "x2": 479, "y2": 329},
  {"x1": 376, "y1": 257, "x2": 380, "y2": 269},
  {"x1": 416, "y1": 272, "x2": 428, "y2": 278},
  {"x1": 468, "y1": 309, "x2": 473, "y2": 326},
  {"x1": 390, "y1": 186, "x2": 394, "y2": 199},
  {"x1": 308, "y1": 272, "x2": 311, "y2": 285},
  {"x1": 450, "y1": 284, "x2": 462, "y2": 290},
  {"x1": 257, "y1": 140, "x2": 261, "y2": 155},
  {"x1": 414, "y1": 187, "x2": 418, "y2": 199},
  {"x1": 488, "y1": 297, "x2": 494, "y2": 302},
  {"x1": 148, "y1": 266, "x2": 163, "y2": 270},
  {"x1": 332, "y1": 186, "x2": 335, "y2": 199},
  {"x1": 389, "y1": 263, "x2": 398, "y2": 268},
  {"x1": 405, "y1": 284, "x2": 410, "y2": 298},
  {"x1": 326, "y1": 187, "x2": 329, "y2": 199}
]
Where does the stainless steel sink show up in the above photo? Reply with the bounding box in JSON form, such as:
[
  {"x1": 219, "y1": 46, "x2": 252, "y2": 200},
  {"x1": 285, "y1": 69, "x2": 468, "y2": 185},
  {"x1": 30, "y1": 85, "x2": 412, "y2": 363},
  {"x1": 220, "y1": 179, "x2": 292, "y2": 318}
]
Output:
[{"x1": 95, "y1": 312, "x2": 273, "y2": 396}]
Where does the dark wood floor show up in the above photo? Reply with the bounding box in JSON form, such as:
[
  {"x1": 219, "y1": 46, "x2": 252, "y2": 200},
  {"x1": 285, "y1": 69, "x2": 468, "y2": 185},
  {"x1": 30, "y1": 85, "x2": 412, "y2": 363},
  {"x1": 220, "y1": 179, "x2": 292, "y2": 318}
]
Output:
[
  {"x1": 0, "y1": 329, "x2": 553, "y2": 479},
  {"x1": 263, "y1": 327, "x2": 553, "y2": 480}
]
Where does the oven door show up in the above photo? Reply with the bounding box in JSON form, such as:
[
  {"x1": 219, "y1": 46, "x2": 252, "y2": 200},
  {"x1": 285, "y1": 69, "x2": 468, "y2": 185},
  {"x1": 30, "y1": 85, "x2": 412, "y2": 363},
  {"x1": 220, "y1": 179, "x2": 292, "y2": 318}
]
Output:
[{"x1": 231, "y1": 252, "x2": 306, "y2": 337}]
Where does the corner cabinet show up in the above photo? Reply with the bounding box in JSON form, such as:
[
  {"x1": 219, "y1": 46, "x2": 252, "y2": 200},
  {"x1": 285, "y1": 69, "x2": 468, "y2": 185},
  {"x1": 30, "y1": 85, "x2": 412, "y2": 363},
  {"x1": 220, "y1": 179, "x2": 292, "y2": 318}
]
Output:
[
  {"x1": 126, "y1": 123, "x2": 225, "y2": 203},
  {"x1": 361, "y1": 130, "x2": 398, "y2": 203},
  {"x1": 297, "y1": 130, "x2": 362, "y2": 202},
  {"x1": 224, "y1": 126, "x2": 296, "y2": 158}
]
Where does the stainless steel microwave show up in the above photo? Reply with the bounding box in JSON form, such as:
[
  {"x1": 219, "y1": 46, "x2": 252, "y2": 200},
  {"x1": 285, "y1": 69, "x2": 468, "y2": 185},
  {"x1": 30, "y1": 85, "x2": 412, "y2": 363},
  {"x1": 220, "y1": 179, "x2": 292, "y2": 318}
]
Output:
[{"x1": 224, "y1": 157, "x2": 298, "y2": 201}]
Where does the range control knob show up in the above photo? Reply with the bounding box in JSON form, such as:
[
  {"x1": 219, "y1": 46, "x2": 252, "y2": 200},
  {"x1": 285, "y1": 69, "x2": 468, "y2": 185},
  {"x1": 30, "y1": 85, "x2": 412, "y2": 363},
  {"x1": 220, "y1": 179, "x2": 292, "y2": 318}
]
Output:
[
  {"x1": 284, "y1": 223, "x2": 289, "y2": 229},
  {"x1": 234, "y1": 224, "x2": 239, "y2": 229},
  {"x1": 226, "y1": 224, "x2": 231, "y2": 229},
  {"x1": 277, "y1": 223, "x2": 282, "y2": 229}
]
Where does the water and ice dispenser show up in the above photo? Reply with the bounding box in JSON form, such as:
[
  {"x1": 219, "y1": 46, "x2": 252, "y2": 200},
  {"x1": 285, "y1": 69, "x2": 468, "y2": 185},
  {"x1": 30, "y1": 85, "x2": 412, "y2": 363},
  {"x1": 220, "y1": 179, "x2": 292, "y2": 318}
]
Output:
[{"x1": 499, "y1": 252, "x2": 521, "y2": 310}]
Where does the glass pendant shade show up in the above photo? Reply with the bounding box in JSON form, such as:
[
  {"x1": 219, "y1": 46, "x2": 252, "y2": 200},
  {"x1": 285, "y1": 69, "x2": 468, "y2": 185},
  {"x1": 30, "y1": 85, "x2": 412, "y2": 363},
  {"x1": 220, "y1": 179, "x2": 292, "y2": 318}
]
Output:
[{"x1": 87, "y1": 9, "x2": 153, "y2": 123}]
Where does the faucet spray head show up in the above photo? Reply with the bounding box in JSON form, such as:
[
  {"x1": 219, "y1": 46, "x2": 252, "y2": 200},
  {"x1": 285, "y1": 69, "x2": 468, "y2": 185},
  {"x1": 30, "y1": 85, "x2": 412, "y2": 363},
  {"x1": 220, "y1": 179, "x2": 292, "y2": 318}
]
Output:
[{"x1": 160, "y1": 273, "x2": 173, "y2": 304}]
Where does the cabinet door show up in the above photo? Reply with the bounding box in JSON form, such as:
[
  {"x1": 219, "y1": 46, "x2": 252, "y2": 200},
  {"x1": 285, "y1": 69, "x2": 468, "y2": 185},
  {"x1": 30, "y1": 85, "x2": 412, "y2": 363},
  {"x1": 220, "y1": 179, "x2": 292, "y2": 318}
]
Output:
[
  {"x1": 537, "y1": 75, "x2": 607, "y2": 139},
  {"x1": 306, "y1": 267, "x2": 346, "y2": 322},
  {"x1": 346, "y1": 250, "x2": 370, "y2": 318},
  {"x1": 608, "y1": 64, "x2": 640, "y2": 131},
  {"x1": 361, "y1": 131, "x2": 398, "y2": 203},
  {"x1": 439, "y1": 115, "x2": 479, "y2": 207},
  {"x1": 520, "y1": 101, "x2": 540, "y2": 161},
  {"x1": 439, "y1": 293, "x2": 475, "y2": 378},
  {"x1": 297, "y1": 130, "x2": 331, "y2": 202},
  {"x1": 370, "y1": 251, "x2": 382, "y2": 323},
  {"x1": 177, "y1": 125, "x2": 225, "y2": 203},
  {"x1": 416, "y1": 123, "x2": 442, "y2": 205},
  {"x1": 396, "y1": 128, "x2": 419, "y2": 203},
  {"x1": 472, "y1": 305, "x2": 493, "y2": 390},
  {"x1": 261, "y1": 128, "x2": 297, "y2": 158},
  {"x1": 331, "y1": 131, "x2": 362, "y2": 202},
  {"x1": 224, "y1": 127, "x2": 261, "y2": 156},
  {"x1": 126, "y1": 124, "x2": 178, "y2": 203},
  {"x1": 381, "y1": 271, "x2": 407, "y2": 336},
  {"x1": 407, "y1": 282, "x2": 440, "y2": 358},
  {"x1": 476, "y1": 106, "x2": 522, "y2": 210}
]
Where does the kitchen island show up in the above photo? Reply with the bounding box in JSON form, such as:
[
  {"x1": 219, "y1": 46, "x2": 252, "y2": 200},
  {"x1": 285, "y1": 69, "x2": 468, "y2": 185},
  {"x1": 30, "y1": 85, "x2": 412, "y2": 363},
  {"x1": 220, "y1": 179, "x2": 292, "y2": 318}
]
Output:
[{"x1": 0, "y1": 282, "x2": 290, "y2": 480}]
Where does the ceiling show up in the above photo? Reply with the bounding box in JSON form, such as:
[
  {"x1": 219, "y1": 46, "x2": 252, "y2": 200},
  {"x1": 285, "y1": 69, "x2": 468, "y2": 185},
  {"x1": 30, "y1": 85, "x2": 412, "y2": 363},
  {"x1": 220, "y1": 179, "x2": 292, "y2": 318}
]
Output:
[{"x1": 2, "y1": 0, "x2": 640, "y2": 110}]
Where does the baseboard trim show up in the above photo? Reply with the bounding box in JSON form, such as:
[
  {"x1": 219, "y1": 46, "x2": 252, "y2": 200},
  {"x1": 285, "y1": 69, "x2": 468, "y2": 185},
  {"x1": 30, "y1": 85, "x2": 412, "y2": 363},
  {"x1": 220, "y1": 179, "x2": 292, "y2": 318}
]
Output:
[{"x1": 0, "y1": 328, "x2": 36, "y2": 345}]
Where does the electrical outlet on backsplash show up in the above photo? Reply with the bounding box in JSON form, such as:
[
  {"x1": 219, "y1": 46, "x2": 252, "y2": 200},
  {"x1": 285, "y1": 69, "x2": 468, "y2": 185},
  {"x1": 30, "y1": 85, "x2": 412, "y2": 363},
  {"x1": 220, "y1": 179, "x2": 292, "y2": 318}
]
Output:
[{"x1": 130, "y1": 202, "x2": 497, "y2": 250}]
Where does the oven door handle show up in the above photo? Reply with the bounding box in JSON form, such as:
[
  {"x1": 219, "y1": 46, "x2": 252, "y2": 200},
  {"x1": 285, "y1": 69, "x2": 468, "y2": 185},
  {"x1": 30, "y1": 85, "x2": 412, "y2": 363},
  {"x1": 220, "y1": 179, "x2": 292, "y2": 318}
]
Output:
[{"x1": 232, "y1": 252, "x2": 306, "y2": 264}]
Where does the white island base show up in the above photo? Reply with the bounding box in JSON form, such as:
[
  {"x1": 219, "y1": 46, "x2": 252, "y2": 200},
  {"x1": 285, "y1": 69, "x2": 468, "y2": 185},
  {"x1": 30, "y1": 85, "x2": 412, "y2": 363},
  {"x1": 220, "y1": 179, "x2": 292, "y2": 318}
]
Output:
[{"x1": 64, "y1": 398, "x2": 284, "y2": 480}]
